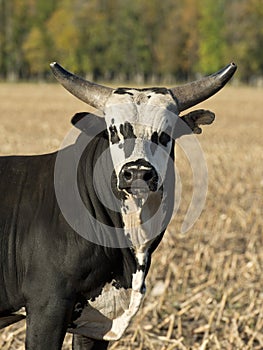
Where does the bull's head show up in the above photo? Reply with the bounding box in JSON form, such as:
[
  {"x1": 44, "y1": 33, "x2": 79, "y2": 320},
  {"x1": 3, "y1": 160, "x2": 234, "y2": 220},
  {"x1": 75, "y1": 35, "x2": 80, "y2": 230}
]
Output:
[{"x1": 51, "y1": 63, "x2": 236, "y2": 246}]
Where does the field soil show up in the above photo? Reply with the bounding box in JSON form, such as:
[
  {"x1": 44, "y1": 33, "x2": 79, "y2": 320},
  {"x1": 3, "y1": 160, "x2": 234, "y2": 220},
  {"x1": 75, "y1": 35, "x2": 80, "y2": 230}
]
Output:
[{"x1": 0, "y1": 83, "x2": 262, "y2": 349}]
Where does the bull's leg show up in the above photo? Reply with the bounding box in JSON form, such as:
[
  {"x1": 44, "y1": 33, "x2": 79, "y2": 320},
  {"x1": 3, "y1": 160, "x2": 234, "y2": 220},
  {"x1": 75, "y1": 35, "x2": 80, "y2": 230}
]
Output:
[
  {"x1": 72, "y1": 334, "x2": 109, "y2": 350},
  {"x1": 25, "y1": 297, "x2": 74, "y2": 350}
]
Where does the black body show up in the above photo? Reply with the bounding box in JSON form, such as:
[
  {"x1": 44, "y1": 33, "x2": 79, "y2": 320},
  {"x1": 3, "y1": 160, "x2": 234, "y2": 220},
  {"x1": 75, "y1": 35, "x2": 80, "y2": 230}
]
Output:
[{"x1": 0, "y1": 119, "x2": 174, "y2": 350}]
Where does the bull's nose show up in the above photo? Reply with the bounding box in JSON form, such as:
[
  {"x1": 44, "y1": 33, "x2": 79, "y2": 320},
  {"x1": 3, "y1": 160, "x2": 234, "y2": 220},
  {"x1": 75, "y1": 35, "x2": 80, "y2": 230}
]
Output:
[
  {"x1": 122, "y1": 167, "x2": 154, "y2": 183},
  {"x1": 119, "y1": 160, "x2": 158, "y2": 193}
]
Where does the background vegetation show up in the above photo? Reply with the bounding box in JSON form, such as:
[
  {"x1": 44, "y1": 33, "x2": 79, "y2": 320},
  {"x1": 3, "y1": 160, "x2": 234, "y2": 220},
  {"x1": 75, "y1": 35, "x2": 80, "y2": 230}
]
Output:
[{"x1": 1, "y1": 0, "x2": 263, "y2": 83}]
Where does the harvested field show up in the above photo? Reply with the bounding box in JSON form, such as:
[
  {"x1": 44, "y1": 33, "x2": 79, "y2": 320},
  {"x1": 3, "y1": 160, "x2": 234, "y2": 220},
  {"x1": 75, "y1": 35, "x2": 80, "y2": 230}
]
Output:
[{"x1": 0, "y1": 83, "x2": 262, "y2": 349}]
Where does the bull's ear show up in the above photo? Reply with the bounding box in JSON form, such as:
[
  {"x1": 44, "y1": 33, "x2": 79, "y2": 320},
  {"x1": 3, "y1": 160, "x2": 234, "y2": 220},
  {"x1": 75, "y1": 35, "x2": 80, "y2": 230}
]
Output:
[
  {"x1": 71, "y1": 112, "x2": 107, "y2": 137},
  {"x1": 180, "y1": 109, "x2": 215, "y2": 134}
]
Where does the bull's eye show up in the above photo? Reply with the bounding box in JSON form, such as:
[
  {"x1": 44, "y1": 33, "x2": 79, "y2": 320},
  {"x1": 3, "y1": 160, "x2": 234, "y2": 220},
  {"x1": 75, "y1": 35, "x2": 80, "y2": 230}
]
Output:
[
  {"x1": 159, "y1": 132, "x2": 171, "y2": 147},
  {"x1": 109, "y1": 125, "x2": 120, "y2": 144}
]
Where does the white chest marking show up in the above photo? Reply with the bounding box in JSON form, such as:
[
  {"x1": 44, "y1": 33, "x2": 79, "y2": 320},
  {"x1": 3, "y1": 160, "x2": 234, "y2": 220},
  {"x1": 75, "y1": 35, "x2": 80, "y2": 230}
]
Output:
[{"x1": 69, "y1": 249, "x2": 149, "y2": 341}]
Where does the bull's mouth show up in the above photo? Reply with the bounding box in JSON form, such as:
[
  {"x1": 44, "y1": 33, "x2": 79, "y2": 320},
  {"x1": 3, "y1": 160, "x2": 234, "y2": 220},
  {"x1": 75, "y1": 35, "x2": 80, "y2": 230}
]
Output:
[
  {"x1": 120, "y1": 181, "x2": 164, "y2": 214},
  {"x1": 119, "y1": 179, "x2": 158, "y2": 198},
  {"x1": 124, "y1": 187, "x2": 149, "y2": 197}
]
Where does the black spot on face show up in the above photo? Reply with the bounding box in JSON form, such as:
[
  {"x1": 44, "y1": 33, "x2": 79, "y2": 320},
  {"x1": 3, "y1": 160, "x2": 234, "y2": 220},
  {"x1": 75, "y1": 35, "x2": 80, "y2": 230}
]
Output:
[
  {"x1": 120, "y1": 122, "x2": 136, "y2": 140},
  {"x1": 120, "y1": 122, "x2": 137, "y2": 158},
  {"x1": 151, "y1": 132, "x2": 158, "y2": 144},
  {"x1": 114, "y1": 88, "x2": 134, "y2": 96},
  {"x1": 114, "y1": 87, "x2": 170, "y2": 96},
  {"x1": 150, "y1": 131, "x2": 158, "y2": 154},
  {"x1": 160, "y1": 126, "x2": 172, "y2": 146},
  {"x1": 159, "y1": 131, "x2": 171, "y2": 147},
  {"x1": 141, "y1": 87, "x2": 169, "y2": 95},
  {"x1": 150, "y1": 127, "x2": 172, "y2": 154},
  {"x1": 109, "y1": 125, "x2": 120, "y2": 144}
]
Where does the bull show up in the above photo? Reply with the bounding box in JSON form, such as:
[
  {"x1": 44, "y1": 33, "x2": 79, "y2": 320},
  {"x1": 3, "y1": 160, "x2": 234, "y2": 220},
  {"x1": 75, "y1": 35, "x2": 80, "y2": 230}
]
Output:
[{"x1": 0, "y1": 62, "x2": 236, "y2": 349}]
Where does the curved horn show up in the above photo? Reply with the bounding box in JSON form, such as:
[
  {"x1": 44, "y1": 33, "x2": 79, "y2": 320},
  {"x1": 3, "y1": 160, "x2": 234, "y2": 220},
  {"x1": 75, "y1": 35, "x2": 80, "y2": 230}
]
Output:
[
  {"x1": 170, "y1": 63, "x2": 237, "y2": 112},
  {"x1": 50, "y1": 62, "x2": 113, "y2": 110}
]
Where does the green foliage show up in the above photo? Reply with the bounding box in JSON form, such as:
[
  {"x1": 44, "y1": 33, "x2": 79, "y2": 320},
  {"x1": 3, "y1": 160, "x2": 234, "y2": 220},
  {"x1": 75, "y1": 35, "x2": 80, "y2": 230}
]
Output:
[
  {"x1": 22, "y1": 27, "x2": 48, "y2": 76},
  {"x1": 47, "y1": 5, "x2": 80, "y2": 70},
  {"x1": 0, "y1": 0, "x2": 262, "y2": 83},
  {"x1": 231, "y1": 0, "x2": 263, "y2": 82},
  {"x1": 198, "y1": 0, "x2": 227, "y2": 74}
]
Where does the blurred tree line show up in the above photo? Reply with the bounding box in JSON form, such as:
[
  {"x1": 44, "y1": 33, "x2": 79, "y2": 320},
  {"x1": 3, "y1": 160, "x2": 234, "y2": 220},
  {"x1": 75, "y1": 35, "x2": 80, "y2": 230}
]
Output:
[{"x1": 0, "y1": 0, "x2": 262, "y2": 84}]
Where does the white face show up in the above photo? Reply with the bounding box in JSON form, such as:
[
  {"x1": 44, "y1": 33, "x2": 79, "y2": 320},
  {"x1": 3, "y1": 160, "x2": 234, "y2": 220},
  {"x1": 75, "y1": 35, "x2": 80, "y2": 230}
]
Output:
[{"x1": 104, "y1": 88, "x2": 179, "y2": 194}]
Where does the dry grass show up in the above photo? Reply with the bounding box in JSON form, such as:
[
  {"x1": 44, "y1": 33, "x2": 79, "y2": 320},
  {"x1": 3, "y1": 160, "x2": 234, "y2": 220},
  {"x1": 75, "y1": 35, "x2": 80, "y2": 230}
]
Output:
[{"x1": 0, "y1": 83, "x2": 262, "y2": 349}]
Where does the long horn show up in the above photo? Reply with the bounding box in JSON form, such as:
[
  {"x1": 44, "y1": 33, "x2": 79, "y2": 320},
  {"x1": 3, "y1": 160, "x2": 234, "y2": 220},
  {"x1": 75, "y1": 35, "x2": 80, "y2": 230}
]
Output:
[
  {"x1": 50, "y1": 62, "x2": 113, "y2": 110},
  {"x1": 170, "y1": 63, "x2": 237, "y2": 112}
]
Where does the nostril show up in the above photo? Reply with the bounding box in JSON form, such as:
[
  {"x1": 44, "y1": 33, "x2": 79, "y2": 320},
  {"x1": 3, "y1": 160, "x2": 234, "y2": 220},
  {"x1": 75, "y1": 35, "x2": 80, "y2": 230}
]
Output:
[
  {"x1": 123, "y1": 170, "x2": 133, "y2": 181},
  {"x1": 143, "y1": 170, "x2": 153, "y2": 182}
]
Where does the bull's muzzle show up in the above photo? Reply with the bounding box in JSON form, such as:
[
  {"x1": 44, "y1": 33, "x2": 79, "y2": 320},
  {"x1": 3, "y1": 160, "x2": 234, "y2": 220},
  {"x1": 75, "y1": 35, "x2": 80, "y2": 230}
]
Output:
[{"x1": 119, "y1": 159, "x2": 158, "y2": 195}]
